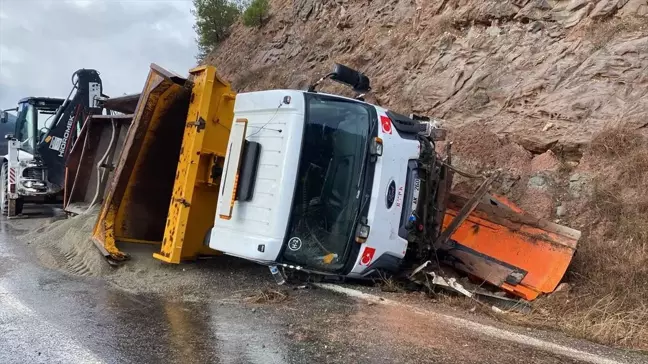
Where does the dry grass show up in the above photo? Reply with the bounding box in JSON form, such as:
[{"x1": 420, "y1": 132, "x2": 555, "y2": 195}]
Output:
[
  {"x1": 376, "y1": 271, "x2": 405, "y2": 293},
  {"x1": 231, "y1": 65, "x2": 286, "y2": 91},
  {"x1": 589, "y1": 126, "x2": 644, "y2": 159},
  {"x1": 517, "y1": 126, "x2": 648, "y2": 351},
  {"x1": 244, "y1": 288, "x2": 288, "y2": 304},
  {"x1": 582, "y1": 16, "x2": 648, "y2": 51}
]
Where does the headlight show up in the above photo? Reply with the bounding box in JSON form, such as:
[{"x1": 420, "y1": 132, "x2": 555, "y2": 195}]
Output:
[{"x1": 22, "y1": 181, "x2": 46, "y2": 189}]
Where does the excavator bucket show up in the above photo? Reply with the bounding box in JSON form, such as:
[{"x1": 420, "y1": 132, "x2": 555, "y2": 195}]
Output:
[
  {"x1": 91, "y1": 64, "x2": 235, "y2": 263},
  {"x1": 441, "y1": 193, "x2": 580, "y2": 301}
]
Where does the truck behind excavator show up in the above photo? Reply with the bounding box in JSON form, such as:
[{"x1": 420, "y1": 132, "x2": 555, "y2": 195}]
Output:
[
  {"x1": 0, "y1": 69, "x2": 104, "y2": 217},
  {"x1": 84, "y1": 63, "x2": 579, "y2": 301}
]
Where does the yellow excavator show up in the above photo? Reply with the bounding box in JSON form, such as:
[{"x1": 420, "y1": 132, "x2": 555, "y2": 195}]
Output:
[{"x1": 78, "y1": 63, "x2": 579, "y2": 301}]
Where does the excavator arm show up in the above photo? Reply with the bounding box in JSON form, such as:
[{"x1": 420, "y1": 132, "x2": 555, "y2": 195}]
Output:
[{"x1": 37, "y1": 69, "x2": 103, "y2": 188}]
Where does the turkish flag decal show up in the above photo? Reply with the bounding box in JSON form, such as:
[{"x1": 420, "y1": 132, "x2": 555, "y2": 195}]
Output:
[
  {"x1": 380, "y1": 115, "x2": 392, "y2": 135},
  {"x1": 359, "y1": 247, "x2": 376, "y2": 266}
]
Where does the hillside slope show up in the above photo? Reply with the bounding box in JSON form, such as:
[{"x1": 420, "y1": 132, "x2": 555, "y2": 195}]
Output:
[{"x1": 208, "y1": 0, "x2": 648, "y2": 159}]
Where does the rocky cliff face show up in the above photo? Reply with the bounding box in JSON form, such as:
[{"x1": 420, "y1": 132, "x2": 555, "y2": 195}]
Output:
[{"x1": 207, "y1": 0, "x2": 648, "y2": 160}]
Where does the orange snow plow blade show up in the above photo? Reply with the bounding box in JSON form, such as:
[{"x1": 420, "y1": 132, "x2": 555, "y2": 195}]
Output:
[{"x1": 441, "y1": 193, "x2": 580, "y2": 301}]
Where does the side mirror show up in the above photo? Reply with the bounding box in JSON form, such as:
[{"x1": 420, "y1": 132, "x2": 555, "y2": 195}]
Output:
[
  {"x1": 0, "y1": 111, "x2": 8, "y2": 124},
  {"x1": 4, "y1": 134, "x2": 14, "y2": 141},
  {"x1": 331, "y1": 64, "x2": 371, "y2": 93},
  {"x1": 308, "y1": 64, "x2": 372, "y2": 93}
]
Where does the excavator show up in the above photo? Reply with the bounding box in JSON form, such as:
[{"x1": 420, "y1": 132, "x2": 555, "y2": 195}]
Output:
[
  {"x1": 87, "y1": 63, "x2": 579, "y2": 301},
  {"x1": 0, "y1": 69, "x2": 104, "y2": 216}
]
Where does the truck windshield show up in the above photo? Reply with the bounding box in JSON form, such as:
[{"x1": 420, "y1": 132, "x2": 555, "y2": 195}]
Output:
[
  {"x1": 15, "y1": 102, "x2": 36, "y2": 154},
  {"x1": 14, "y1": 100, "x2": 61, "y2": 154},
  {"x1": 282, "y1": 95, "x2": 371, "y2": 272}
]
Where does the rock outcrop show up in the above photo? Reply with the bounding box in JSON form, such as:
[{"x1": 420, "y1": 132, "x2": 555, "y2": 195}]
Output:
[{"x1": 207, "y1": 0, "x2": 648, "y2": 160}]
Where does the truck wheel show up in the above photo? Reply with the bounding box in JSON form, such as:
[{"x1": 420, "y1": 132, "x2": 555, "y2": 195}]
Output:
[
  {"x1": 14, "y1": 197, "x2": 23, "y2": 215},
  {"x1": 0, "y1": 162, "x2": 8, "y2": 216}
]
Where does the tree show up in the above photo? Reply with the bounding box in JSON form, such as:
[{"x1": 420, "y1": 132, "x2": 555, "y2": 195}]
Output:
[
  {"x1": 192, "y1": 0, "x2": 241, "y2": 59},
  {"x1": 242, "y1": 0, "x2": 269, "y2": 27}
]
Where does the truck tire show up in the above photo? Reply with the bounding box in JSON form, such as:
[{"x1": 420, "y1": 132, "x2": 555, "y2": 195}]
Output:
[{"x1": 14, "y1": 197, "x2": 23, "y2": 216}]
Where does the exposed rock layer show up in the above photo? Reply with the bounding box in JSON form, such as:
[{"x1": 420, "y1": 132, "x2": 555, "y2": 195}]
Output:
[{"x1": 207, "y1": 0, "x2": 648, "y2": 159}]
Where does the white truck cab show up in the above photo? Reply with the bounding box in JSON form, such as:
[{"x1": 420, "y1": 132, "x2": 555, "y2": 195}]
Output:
[{"x1": 208, "y1": 67, "x2": 437, "y2": 278}]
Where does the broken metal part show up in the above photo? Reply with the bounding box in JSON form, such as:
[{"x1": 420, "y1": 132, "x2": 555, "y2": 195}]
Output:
[
  {"x1": 434, "y1": 171, "x2": 500, "y2": 250},
  {"x1": 440, "y1": 193, "x2": 580, "y2": 300}
]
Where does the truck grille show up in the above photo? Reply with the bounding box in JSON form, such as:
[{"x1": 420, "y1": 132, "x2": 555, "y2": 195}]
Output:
[{"x1": 23, "y1": 167, "x2": 45, "y2": 180}]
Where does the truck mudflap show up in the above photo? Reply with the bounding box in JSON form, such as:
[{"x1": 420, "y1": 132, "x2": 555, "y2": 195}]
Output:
[
  {"x1": 440, "y1": 193, "x2": 580, "y2": 301},
  {"x1": 92, "y1": 64, "x2": 235, "y2": 264}
]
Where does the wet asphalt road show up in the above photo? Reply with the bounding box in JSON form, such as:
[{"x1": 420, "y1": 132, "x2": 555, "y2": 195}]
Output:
[
  {"x1": 1, "y1": 206, "x2": 646, "y2": 364},
  {"x1": 0, "y1": 208, "x2": 331, "y2": 363},
  {"x1": 0, "y1": 208, "x2": 339, "y2": 364}
]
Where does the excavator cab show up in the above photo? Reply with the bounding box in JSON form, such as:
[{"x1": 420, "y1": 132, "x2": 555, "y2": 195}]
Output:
[{"x1": 12, "y1": 98, "x2": 64, "y2": 155}]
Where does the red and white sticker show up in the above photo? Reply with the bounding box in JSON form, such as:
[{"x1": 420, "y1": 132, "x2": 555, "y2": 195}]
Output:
[
  {"x1": 9, "y1": 168, "x2": 15, "y2": 183},
  {"x1": 380, "y1": 115, "x2": 392, "y2": 135},
  {"x1": 359, "y1": 246, "x2": 376, "y2": 266}
]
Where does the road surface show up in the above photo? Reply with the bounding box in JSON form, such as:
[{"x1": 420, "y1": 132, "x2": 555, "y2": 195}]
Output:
[{"x1": 0, "y1": 206, "x2": 646, "y2": 364}]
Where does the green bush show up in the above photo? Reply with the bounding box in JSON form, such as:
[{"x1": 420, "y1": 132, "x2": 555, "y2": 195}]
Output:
[
  {"x1": 242, "y1": 0, "x2": 269, "y2": 27},
  {"x1": 192, "y1": 0, "x2": 241, "y2": 59}
]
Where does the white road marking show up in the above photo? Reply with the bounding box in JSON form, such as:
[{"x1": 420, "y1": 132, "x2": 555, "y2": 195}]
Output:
[
  {"x1": 316, "y1": 283, "x2": 627, "y2": 364},
  {"x1": 0, "y1": 284, "x2": 104, "y2": 364}
]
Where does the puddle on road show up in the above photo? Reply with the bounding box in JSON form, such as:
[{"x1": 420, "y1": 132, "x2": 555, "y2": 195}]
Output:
[{"x1": 97, "y1": 288, "x2": 303, "y2": 364}]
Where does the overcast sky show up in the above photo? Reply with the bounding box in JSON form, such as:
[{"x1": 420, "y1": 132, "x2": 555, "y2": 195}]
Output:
[{"x1": 0, "y1": 0, "x2": 197, "y2": 109}]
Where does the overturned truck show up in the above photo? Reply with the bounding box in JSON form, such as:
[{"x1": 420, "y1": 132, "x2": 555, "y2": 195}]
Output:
[{"x1": 81, "y1": 63, "x2": 579, "y2": 301}]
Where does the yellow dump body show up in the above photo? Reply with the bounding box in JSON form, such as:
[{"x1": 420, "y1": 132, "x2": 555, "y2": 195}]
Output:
[
  {"x1": 92, "y1": 64, "x2": 235, "y2": 262},
  {"x1": 154, "y1": 66, "x2": 236, "y2": 263},
  {"x1": 64, "y1": 114, "x2": 131, "y2": 215}
]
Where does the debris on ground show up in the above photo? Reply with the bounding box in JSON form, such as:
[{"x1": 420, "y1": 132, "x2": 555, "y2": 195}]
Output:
[
  {"x1": 409, "y1": 261, "x2": 473, "y2": 299},
  {"x1": 244, "y1": 288, "x2": 289, "y2": 304},
  {"x1": 19, "y1": 208, "x2": 108, "y2": 277}
]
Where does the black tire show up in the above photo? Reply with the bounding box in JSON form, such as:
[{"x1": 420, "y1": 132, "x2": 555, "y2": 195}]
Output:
[{"x1": 15, "y1": 197, "x2": 23, "y2": 215}]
